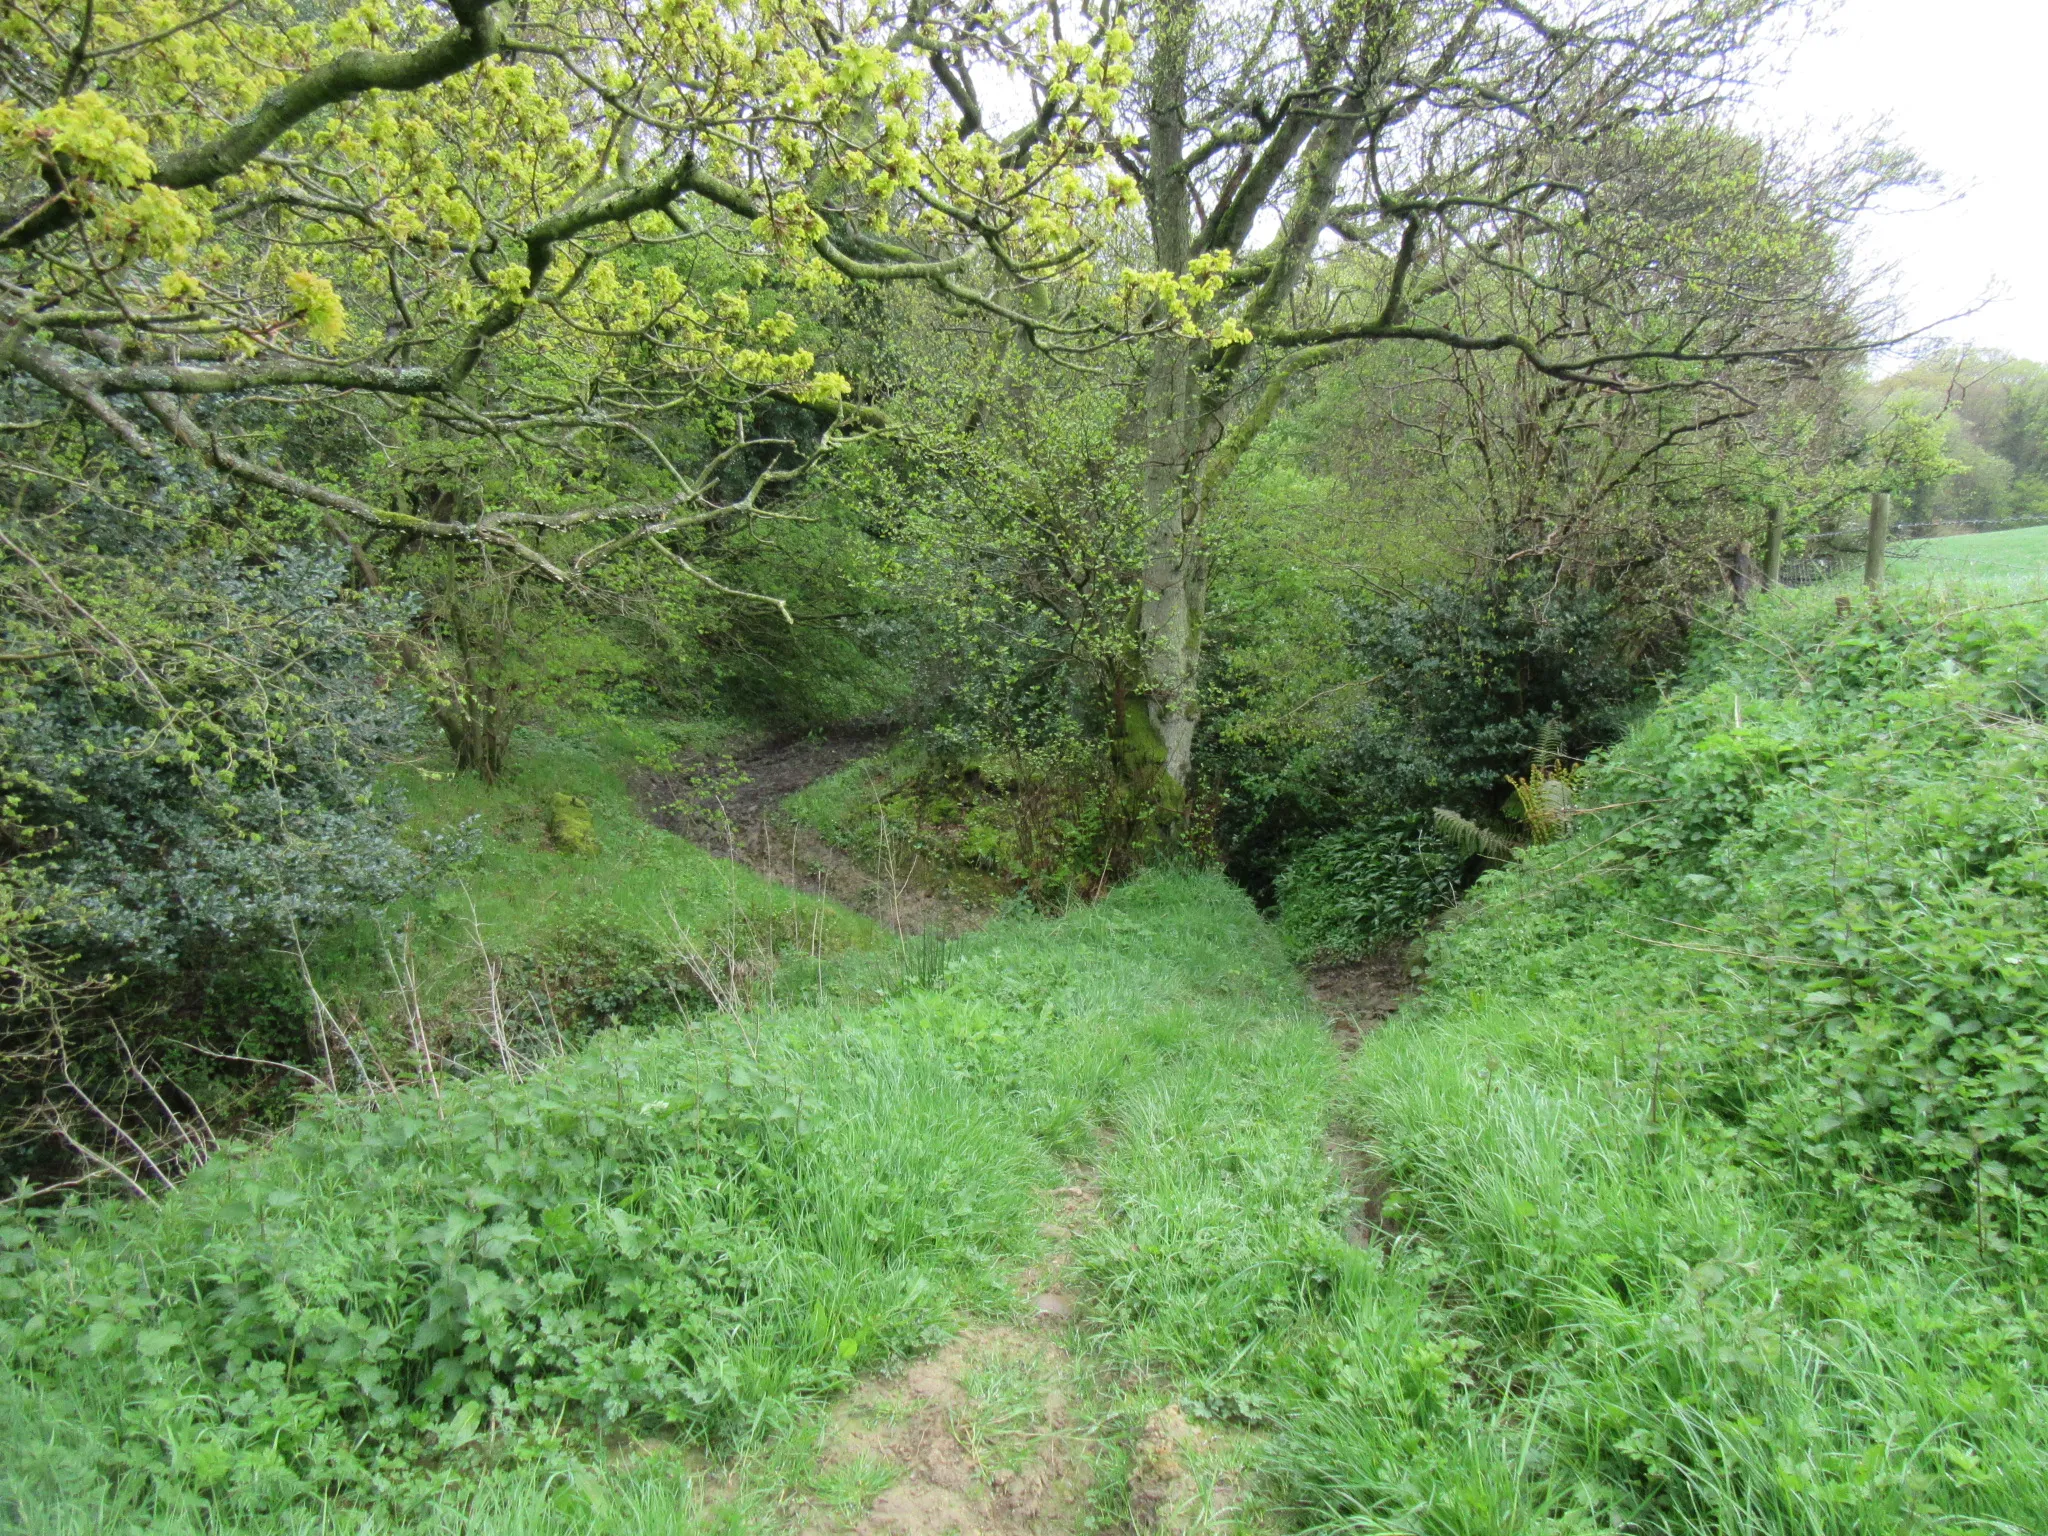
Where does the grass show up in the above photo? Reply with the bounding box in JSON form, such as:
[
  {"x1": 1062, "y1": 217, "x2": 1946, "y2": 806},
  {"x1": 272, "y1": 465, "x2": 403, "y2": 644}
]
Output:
[
  {"x1": 0, "y1": 869, "x2": 1342, "y2": 1533},
  {"x1": 307, "y1": 725, "x2": 881, "y2": 1058},
  {"x1": 16, "y1": 588, "x2": 2048, "y2": 1533},
  {"x1": 781, "y1": 749, "x2": 916, "y2": 852},
  {"x1": 1891, "y1": 522, "x2": 2048, "y2": 580}
]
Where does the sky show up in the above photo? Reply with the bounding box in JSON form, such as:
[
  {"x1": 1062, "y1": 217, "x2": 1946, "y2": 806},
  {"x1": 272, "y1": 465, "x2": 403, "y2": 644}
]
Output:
[{"x1": 1746, "y1": 0, "x2": 2048, "y2": 364}]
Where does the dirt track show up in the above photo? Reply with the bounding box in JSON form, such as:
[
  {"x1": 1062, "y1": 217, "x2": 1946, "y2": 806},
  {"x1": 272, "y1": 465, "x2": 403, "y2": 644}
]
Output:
[{"x1": 633, "y1": 730, "x2": 988, "y2": 937}]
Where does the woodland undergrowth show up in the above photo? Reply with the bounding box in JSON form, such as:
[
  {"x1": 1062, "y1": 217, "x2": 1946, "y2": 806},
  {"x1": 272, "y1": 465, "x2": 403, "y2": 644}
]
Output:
[{"x1": 10, "y1": 584, "x2": 2048, "y2": 1534}]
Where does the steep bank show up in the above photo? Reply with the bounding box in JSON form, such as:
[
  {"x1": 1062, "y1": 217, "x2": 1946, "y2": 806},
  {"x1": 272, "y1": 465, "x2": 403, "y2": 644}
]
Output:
[
  {"x1": 636, "y1": 731, "x2": 992, "y2": 939},
  {"x1": 1278, "y1": 580, "x2": 2048, "y2": 1532}
]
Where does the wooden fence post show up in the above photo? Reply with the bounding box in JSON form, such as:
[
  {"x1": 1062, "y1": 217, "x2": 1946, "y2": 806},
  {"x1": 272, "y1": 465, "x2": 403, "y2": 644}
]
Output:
[{"x1": 1864, "y1": 491, "x2": 1890, "y2": 588}]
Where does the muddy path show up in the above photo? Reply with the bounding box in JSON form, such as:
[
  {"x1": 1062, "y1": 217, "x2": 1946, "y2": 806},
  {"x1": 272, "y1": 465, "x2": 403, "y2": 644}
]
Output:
[
  {"x1": 724, "y1": 1169, "x2": 1258, "y2": 1536},
  {"x1": 1305, "y1": 948, "x2": 1417, "y2": 1054},
  {"x1": 1308, "y1": 945, "x2": 1419, "y2": 1252},
  {"x1": 633, "y1": 729, "x2": 991, "y2": 938},
  {"x1": 762, "y1": 938, "x2": 1397, "y2": 1535}
]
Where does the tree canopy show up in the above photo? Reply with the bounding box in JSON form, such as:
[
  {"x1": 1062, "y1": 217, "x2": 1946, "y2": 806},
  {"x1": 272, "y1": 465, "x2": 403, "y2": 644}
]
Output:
[{"x1": 0, "y1": 0, "x2": 1150, "y2": 576}]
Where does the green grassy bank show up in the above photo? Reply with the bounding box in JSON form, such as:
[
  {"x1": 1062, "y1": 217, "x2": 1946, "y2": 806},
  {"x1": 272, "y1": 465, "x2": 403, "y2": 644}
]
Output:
[
  {"x1": 0, "y1": 870, "x2": 1340, "y2": 1533},
  {"x1": 1893, "y1": 521, "x2": 2048, "y2": 581},
  {"x1": 1267, "y1": 581, "x2": 2048, "y2": 1532},
  {"x1": 305, "y1": 727, "x2": 880, "y2": 1065}
]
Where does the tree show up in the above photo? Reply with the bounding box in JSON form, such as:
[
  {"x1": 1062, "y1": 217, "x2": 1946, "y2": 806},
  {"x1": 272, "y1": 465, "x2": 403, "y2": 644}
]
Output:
[
  {"x1": 1091, "y1": 0, "x2": 1900, "y2": 790},
  {"x1": 0, "y1": 0, "x2": 1140, "y2": 587},
  {"x1": 1869, "y1": 350, "x2": 2048, "y2": 529}
]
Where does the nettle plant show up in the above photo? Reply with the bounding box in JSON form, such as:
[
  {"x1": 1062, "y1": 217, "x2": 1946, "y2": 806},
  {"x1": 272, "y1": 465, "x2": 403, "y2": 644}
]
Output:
[
  {"x1": 0, "y1": 1030, "x2": 998, "y2": 1508},
  {"x1": 1474, "y1": 597, "x2": 2048, "y2": 1252}
]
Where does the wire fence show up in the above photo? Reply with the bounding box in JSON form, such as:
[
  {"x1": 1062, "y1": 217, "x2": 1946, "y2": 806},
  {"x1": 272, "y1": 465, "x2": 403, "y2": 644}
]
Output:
[
  {"x1": 1889, "y1": 518, "x2": 2048, "y2": 537},
  {"x1": 1775, "y1": 520, "x2": 2048, "y2": 586}
]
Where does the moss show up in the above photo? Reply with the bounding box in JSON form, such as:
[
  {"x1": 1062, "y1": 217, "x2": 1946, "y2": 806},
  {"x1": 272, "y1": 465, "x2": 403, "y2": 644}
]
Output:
[
  {"x1": 1114, "y1": 697, "x2": 1184, "y2": 841},
  {"x1": 545, "y1": 791, "x2": 600, "y2": 856}
]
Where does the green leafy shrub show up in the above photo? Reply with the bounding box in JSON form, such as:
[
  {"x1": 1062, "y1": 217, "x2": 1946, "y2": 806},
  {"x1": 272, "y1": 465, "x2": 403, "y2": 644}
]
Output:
[
  {"x1": 0, "y1": 1019, "x2": 1047, "y2": 1519},
  {"x1": 1274, "y1": 816, "x2": 1462, "y2": 961},
  {"x1": 1203, "y1": 571, "x2": 1656, "y2": 907},
  {"x1": 1342, "y1": 571, "x2": 1649, "y2": 819},
  {"x1": 2, "y1": 542, "x2": 428, "y2": 1185},
  {"x1": 1432, "y1": 587, "x2": 2048, "y2": 1250},
  {"x1": 7, "y1": 549, "x2": 421, "y2": 975},
  {"x1": 1548, "y1": 598, "x2": 2048, "y2": 1236}
]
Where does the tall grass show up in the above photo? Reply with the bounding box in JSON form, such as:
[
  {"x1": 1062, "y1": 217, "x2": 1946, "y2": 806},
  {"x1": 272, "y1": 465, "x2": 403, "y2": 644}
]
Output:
[
  {"x1": 1265, "y1": 583, "x2": 2048, "y2": 1534},
  {"x1": 1, "y1": 870, "x2": 1339, "y2": 1533}
]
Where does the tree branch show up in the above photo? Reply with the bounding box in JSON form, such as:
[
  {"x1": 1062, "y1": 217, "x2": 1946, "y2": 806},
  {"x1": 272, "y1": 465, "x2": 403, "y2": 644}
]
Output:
[{"x1": 1, "y1": 0, "x2": 506, "y2": 250}]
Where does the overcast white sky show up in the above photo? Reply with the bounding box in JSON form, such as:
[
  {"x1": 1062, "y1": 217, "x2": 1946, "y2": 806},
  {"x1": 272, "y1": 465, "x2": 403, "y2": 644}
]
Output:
[{"x1": 1746, "y1": 0, "x2": 2048, "y2": 364}]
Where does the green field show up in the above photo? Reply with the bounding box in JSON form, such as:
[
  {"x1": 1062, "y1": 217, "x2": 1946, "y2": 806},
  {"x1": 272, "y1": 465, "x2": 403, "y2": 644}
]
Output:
[{"x1": 1893, "y1": 521, "x2": 2048, "y2": 580}]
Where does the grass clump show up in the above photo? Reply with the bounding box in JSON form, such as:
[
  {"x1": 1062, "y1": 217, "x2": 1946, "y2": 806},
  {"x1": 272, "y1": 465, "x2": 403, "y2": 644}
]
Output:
[
  {"x1": 781, "y1": 748, "x2": 920, "y2": 851},
  {"x1": 785, "y1": 742, "x2": 1149, "y2": 904},
  {"x1": 1266, "y1": 581, "x2": 2048, "y2": 1533}
]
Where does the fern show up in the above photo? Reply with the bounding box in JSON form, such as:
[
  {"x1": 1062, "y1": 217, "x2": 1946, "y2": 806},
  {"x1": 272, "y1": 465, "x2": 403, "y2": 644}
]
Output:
[
  {"x1": 1509, "y1": 763, "x2": 1578, "y2": 844},
  {"x1": 1433, "y1": 808, "x2": 1516, "y2": 859},
  {"x1": 1438, "y1": 723, "x2": 1579, "y2": 857}
]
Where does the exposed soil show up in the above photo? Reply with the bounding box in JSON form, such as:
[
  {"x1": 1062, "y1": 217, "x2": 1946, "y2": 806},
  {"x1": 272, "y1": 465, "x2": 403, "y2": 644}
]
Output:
[
  {"x1": 777, "y1": 1174, "x2": 1248, "y2": 1536},
  {"x1": 633, "y1": 729, "x2": 989, "y2": 938},
  {"x1": 1306, "y1": 946, "x2": 1419, "y2": 1052},
  {"x1": 1308, "y1": 948, "x2": 1419, "y2": 1251},
  {"x1": 641, "y1": 730, "x2": 889, "y2": 844},
  {"x1": 1324, "y1": 1125, "x2": 1398, "y2": 1248},
  {"x1": 797, "y1": 1182, "x2": 1097, "y2": 1536},
  {"x1": 805, "y1": 1326, "x2": 1094, "y2": 1536},
  {"x1": 1128, "y1": 1405, "x2": 1219, "y2": 1534}
]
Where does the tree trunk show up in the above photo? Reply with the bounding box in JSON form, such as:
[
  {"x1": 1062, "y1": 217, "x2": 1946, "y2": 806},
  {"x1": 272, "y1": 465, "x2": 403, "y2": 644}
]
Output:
[
  {"x1": 1720, "y1": 540, "x2": 1760, "y2": 605},
  {"x1": 436, "y1": 693, "x2": 514, "y2": 784},
  {"x1": 1763, "y1": 502, "x2": 1785, "y2": 587},
  {"x1": 1865, "y1": 490, "x2": 1890, "y2": 588},
  {"x1": 1131, "y1": 0, "x2": 1203, "y2": 796},
  {"x1": 1122, "y1": 0, "x2": 1368, "y2": 802}
]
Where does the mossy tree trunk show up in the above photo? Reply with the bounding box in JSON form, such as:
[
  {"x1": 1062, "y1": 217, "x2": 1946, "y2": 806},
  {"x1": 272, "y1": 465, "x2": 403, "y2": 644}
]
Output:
[{"x1": 1764, "y1": 501, "x2": 1786, "y2": 587}]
